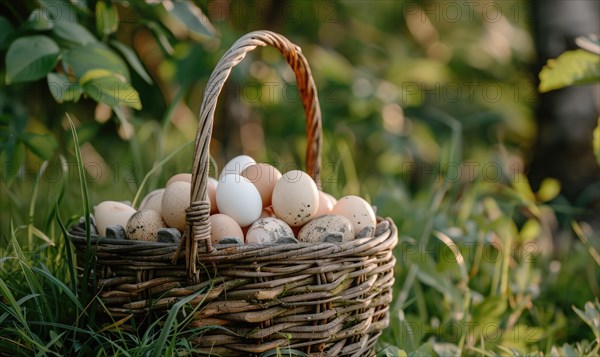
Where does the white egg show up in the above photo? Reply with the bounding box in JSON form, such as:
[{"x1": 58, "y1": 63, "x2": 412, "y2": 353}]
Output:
[
  {"x1": 216, "y1": 174, "x2": 262, "y2": 227},
  {"x1": 246, "y1": 217, "x2": 294, "y2": 244},
  {"x1": 331, "y1": 195, "x2": 376, "y2": 234},
  {"x1": 161, "y1": 181, "x2": 191, "y2": 231},
  {"x1": 219, "y1": 155, "x2": 256, "y2": 179},
  {"x1": 94, "y1": 201, "x2": 137, "y2": 236},
  {"x1": 271, "y1": 170, "x2": 319, "y2": 227},
  {"x1": 139, "y1": 189, "x2": 164, "y2": 214},
  {"x1": 126, "y1": 209, "x2": 166, "y2": 241}
]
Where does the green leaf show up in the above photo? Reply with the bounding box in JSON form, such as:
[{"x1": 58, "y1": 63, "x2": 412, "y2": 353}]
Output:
[
  {"x1": 20, "y1": 132, "x2": 58, "y2": 160},
  {"x1": 0, "y1": 16, "x2": 15, "y2": 49},
  {"x1": 110, "y1": 40, "x2": 153, "y2": 84},
  {"x1": 536, "y1": 178, "x2": 561, "y2": 202},
  {"x1": 39, "y1": 0, "x2": 80, "y2": 22},
  {"x1": 80, "y1": 69, "x2": 141, "y2": 110},
  {"x1": 52, "y1": 20, "x2": 97, "y2": 46},
  {"x1": 145, "y1": 21, "x2": 174, "y2": 55},
  {"x1": 47, "y1": 72, "x2": 83, "y2": 103},
  {"x1": 573, "y1": 300, "x2": 600, "y2": 341},
  {"x1": 519, "y1": 219, "x2": 541, "y2": 243},
  {"x1": 96, "y1": 0, "x2": 118, "y2": 37},
  {"x1": 63, "y1": 43, "x2": 130, "y2": 80},
  {"x1": 160, "y1": 1, "x2": 217, "y2": 41},
  {"x1": 539, "y1": 49, "x2": 600, "y2": 92},
  {"x1": 23, "y1": 9, "x2": 54, "y2": 31},
  {"x1": 5, "y1": 35, "x2": 59, "y2": 83}
]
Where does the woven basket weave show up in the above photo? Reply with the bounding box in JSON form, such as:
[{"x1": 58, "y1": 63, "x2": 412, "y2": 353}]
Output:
[{"x1": 70, "y1": 30, "x2": 398, "y2": 356}]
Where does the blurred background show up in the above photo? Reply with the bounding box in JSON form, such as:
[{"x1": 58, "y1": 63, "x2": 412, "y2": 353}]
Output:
[{"x1": 1, "y1": 0, "x2": 599, "y2": 355}]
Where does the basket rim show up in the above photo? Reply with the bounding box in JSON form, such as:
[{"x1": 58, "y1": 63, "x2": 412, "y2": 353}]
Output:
[{"x1": 68, "y1": 216, "x2": 398, "y2": 253}]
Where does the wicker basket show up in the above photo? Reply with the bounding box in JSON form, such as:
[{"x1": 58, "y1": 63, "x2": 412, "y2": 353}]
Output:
[{"x1": 69, "y1": 30, "x2": 398, "y2": 356}]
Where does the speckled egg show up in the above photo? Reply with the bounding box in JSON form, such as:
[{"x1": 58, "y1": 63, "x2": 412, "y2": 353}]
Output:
[
  {"x1": 139, "y1": 189, "x2": 164, "y2": 214},
  {"x1": 241, "y1": 163, "x2": 282, "y2": 207},
  {"x1": 126, "y1": 209, "x2": 166, "y2": 241},
  {"x1": 94, "y1": 201, "x2": 137, "y2": 236},
  {"x1": 330, "y1": 195, "x2": 376, "y2": 234},
  {"x1": 298, "y1": 214, "x2": 354, "y2": 243},
  {"x1": 166, "y1": 173, "x2": 192, "y2": 187},
  {"x1": 271, "y1": 170, "x2": 319, "y2": 227},
  {"x1": 161, "y1": 181, "x2": 191, "y2": 231},
  {"x1": 210, "y1": 214, "x2": 244, "y2": 244},
  {"x1": 246, "y1": 217, "x2": 294, "y2": 244}
]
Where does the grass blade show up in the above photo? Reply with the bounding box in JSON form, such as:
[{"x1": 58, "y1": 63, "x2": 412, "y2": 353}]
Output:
[
  {"x1": 56, "y1": 210, "x2": 78, "y2": 300},
  {"x1": 31, "y1": 266, "x2": 83, "y2": 311},
  {"x1": 27, "y1": 160, "x2": 49, "y2": 250},
  {"x1": 67, "y1": 114, "x2": 94, "y2": 319},
  {"x1": 0, "y1": 277, "x2": 27, "y2": 326},
  {"x1": 151, "y1": 288, "x2": 207, "y2": 357}
]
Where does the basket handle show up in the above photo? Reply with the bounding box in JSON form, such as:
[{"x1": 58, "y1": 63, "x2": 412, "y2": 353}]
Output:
[{"x1": 184, "y1": 30, "x2": 323, "y2": 282}]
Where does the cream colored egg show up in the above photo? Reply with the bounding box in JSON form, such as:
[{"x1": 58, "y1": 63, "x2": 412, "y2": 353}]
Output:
[
  {"x1": 166, "y1": 173, "x2": 192, "y2": 187},
  {"x1": 325, "y1": 192, "x2": 337, "y2": 206},
  {"x1": 94, "y1": 201, "x2": 136, "y2": 236},
  {"x1": 298, "y1": 214, "x2": 354, "y2": 243},
  {"x1": 216, "y1": 174, "x2": 262, "y2": 227},
  {"x1": 161, "y1": 181, "x2": 191, "y2": 231},
  {"x1": 126, "y1": 209, "x2": 166, "y2": 241},
  {"x1": 208, "y1": 177, "x2": 218, "y2": 214},
  {"x1": 272, "y1": 170, "x2": 319, "y2": 227},
  {"x1": 220, "y1": 155, "x2": 256, "y2": 179},
  {"x1": 209, "y1": 214, "x2": 244, "y2": 244},
  {"x1": 331, "y1": 195, "x2": 376, "y2": 234},
  {"x1": 139, "y1": 189, "x2": 164, "y2": 214},
  {"x1": 241, "y1": 163, "x2": 282, "y2": 207},
  {"x1": 246, "y1": 217, "x2": 294, "y2": 244},
  {"x1": 314, "y1": 191, "x2": 335, "y2": 217}
]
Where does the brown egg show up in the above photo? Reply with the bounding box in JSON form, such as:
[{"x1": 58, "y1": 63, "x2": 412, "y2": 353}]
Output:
[
  {"x1": 246, "y1": 217, "x2": 294, "y2": 244},
  {"x1": 126, "y1": 209, "x2": 166, "y2": 241},
  {"x1": 139, "y1": 189, "x2": 164, "y2": 214},
  {"x1": 314, "y1": 191, "x2": 336, "y2": 217},
  {"x1": 161, "y1": 181, "x2": 191, "y2": 231},
  {"x1": 94, "y1": 201, "x2": 137, "y2": 236},
  {"x1": 298, "y1": 214, "x2": 354, "y2": 243},
  {"x1": 208, "y1": 177, "x2": 218, "y2": 214},
  {"x1": 272, "y1": 170, "x2": 319, "y2": 227},
  {"x1": 241, "y1": 163, "x2": 282, "y2": 207},
  {"x1": 166, "y1": 173, "x2": 192, "y2": 187},
  {"x1": 210, "y1": 214, "x2": 243, "y2": 244},
  {"x1": 331, "y1": 195, "x2": 376, "y2": 234},
  {"x1": 260, "y1": 206, "x2": 276, "y2": 218}
]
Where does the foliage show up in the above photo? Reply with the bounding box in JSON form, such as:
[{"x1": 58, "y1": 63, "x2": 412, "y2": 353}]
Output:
[
  {"x1": 0, "y1": 0, "x2": 217, "y2": 185},
  {"x1": 1, "y1": 1, "x2": 599, "y2": 356},
  {"x1": 538, "y1": 33, "x2": 600, "y2": 166}
]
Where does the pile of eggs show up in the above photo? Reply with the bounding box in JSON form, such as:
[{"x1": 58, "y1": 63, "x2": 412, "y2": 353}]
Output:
[{"x1": 93, "y1": 155, "x2": 378, "y2": 245}]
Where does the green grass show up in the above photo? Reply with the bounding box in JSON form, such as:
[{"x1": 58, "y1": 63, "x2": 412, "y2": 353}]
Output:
[{"x1": 1, "y1": 117, "x2": 599, "y2": 356}]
